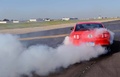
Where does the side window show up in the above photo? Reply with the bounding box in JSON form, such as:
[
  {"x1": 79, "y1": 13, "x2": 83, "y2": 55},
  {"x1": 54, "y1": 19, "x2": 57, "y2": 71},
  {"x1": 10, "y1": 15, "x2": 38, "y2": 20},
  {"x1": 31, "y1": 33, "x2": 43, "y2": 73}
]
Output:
[
  {"x1": 75, "y1": 24, "x2": 84, "y2": 31},
  {"x1": 75, "y1": 25, "x2": 80, "y2": 31},
  {"x1": 99, "y1": 24, "x2": 103, "y2": 28}
]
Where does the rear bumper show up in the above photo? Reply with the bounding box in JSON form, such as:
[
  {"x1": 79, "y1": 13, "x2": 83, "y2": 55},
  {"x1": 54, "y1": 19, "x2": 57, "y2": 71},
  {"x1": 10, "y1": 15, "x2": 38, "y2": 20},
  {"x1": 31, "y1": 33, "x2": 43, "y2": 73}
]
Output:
[
  {"x1": 95, "y1": 39, "x2": 110, "y2": 46},
  {"x1": 70, "y1": 38, "x2": 110, "y2": 46}
]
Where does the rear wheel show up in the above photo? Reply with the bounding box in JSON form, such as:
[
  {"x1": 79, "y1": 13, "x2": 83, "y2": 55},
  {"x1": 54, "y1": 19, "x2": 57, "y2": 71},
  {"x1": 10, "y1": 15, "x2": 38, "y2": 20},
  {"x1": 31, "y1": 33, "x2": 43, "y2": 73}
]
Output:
[
  {"x1": 106, "y1": 46, "x2": 111, "y2": 52},
  {"x1": 102, "y1": 45, "x2": 111, "y2": 52}
]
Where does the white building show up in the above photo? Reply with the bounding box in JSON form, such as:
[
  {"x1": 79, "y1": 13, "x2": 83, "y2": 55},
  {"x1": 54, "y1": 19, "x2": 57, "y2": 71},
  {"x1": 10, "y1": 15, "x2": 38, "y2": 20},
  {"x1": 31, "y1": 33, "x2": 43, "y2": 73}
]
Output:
[
  {"x1": 29, "y1": 19, "x2": 37, "y2": 22},
  {"x1": 13, "y1": 20, "x2": 19, "y2": 23},
  {"x1": 0, "y1": 21, "x2": 7, "y2": 24},
  {"x1": 62, "y1": 17, "x2": 78, "y2": 21},
  {"x1": 44, "y1": 18, "x2": 51, "y2": 21},
  {"x1": 62, "y1": 17, "x2": 70, "y2": 21}
]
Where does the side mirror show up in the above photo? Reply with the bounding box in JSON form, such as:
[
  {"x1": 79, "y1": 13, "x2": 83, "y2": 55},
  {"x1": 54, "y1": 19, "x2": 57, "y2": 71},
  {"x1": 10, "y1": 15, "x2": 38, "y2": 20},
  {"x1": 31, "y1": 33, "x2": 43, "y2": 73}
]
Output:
[{"x1": 71, "y1": 27, "x2": 74, "y2": 30}]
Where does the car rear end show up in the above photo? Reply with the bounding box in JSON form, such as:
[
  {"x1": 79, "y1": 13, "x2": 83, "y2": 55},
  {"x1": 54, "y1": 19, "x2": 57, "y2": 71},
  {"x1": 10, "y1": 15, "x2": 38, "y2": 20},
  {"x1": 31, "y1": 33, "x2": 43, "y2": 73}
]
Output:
[{"x1": 69, "y1": 22, "x2": 111, "y2": 46}]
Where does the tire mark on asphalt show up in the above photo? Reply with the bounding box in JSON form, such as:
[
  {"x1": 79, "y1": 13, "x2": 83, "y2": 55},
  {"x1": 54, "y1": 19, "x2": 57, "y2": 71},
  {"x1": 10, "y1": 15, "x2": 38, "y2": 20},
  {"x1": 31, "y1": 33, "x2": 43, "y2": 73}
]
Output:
[
  {"x1": 77, "y1": 61, "x2": 97, "y2": 77},
  {"x1": 20, "y1": 34, "x2": 69, "y2": 41}
]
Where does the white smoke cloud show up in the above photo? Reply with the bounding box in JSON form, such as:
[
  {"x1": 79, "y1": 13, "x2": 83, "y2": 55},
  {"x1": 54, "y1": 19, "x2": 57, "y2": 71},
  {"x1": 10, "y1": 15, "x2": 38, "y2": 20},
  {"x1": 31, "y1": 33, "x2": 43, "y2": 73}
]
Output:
[
  {"x1": 95, "y1": 28, "x2": 107, "y2": 35},
  {"x1": 95, "y1": 28, "x2": 114, "y2": 44},
  {"x1": 108, "y1": 30, "x2": 114, "y2": 44},
  {"x1": 0, "y1": 34, "x2": 110, "y2": 77},
  {"x1": 0, "y1": 34, "x2": 24, "y2": 77}
]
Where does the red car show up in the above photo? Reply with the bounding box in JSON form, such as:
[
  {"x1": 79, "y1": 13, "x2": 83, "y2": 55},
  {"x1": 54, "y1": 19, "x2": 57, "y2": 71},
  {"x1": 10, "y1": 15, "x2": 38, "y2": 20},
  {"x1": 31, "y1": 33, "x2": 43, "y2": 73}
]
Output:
[{"x1": 69, "y1": 22, "x2": 111, "y2": 46}]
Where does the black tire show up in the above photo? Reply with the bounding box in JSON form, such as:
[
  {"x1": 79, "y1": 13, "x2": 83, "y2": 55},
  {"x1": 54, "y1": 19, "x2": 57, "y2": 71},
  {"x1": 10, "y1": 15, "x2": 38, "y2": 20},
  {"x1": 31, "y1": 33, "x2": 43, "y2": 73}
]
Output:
[{"x1": 102, "y1": 45, "x2": 111, "y2": 52}]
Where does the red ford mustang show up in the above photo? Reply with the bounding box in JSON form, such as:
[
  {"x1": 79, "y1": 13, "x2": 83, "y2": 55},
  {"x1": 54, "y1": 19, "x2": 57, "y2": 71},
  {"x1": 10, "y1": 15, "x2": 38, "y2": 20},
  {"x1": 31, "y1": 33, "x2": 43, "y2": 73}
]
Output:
[{"x1": 69, "y1": 22, "x2": 111, "y2": 46}]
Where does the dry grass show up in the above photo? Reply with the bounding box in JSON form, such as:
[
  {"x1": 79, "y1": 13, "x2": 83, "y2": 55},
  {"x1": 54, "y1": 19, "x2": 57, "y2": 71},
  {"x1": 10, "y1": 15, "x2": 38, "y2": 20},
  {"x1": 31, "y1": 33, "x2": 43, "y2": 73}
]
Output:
[{"x1": 0, "y1": 18, "x2": 120, "y2": 34}]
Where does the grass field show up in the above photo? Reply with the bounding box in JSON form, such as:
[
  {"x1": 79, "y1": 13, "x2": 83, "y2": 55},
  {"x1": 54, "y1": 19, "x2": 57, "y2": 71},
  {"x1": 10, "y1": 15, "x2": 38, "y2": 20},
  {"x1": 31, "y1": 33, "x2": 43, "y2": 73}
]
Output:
[{"x1": 0, "y1": 18, "x2": 120, "y2": 30}]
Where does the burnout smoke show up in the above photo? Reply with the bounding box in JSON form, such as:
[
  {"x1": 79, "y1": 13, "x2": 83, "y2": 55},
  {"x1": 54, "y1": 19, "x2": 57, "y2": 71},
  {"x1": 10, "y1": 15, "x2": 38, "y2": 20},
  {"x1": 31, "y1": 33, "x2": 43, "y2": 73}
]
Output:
[
  {"x1": 95, "y1": 28, "x2": 114, "y2": 44},
  {"x1": 0, "y1": 32, "x2": 113, "y2": 77}
]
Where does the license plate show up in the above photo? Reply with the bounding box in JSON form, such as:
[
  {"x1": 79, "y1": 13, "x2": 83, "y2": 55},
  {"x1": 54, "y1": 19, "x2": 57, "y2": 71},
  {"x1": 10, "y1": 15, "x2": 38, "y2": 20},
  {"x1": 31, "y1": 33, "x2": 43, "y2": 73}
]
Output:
[{"x1": 86, "y1": 42, "x2": 95, "y2": 46}]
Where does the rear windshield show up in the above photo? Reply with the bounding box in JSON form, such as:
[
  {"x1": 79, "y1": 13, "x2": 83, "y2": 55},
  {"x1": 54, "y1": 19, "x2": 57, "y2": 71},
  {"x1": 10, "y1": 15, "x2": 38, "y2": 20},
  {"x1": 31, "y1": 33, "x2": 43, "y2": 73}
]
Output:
[{"x1": 75, "y1": 23, "x2": 103, "y2": 31}]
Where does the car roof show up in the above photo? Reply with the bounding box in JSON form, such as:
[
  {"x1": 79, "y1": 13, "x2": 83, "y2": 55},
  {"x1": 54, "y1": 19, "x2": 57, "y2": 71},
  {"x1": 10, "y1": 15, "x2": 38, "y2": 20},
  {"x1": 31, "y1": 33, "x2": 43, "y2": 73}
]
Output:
[{"x1": 76, "y1": 22, "x2": 102, "y2": 24}]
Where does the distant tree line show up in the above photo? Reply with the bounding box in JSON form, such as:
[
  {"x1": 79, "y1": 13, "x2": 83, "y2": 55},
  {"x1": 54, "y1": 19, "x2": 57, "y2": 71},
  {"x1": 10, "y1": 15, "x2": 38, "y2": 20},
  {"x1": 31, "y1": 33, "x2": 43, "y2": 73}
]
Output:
[
  {"x1": 3, "y1": 19, "x2": 9, "y2": 21},
  {"x1": 1, "y1": 19, "x2": 20, "y2": 21}
]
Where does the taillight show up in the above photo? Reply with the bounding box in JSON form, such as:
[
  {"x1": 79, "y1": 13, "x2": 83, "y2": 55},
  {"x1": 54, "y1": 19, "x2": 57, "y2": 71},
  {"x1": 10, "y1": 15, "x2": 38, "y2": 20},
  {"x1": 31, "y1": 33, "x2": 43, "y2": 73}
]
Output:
[
  {"x1": 102, "y1": 33, "x2": 109, "y2": 38},
  {"x1": 73, "y1": 35, "x2": 80, "y2": 39}
]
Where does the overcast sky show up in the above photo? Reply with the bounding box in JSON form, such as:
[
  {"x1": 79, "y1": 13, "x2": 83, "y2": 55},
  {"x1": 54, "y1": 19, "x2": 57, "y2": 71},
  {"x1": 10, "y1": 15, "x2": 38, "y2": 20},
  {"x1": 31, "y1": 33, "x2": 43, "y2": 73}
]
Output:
[{"x1": 0, "y1": 0, "x2": 120, "y2": 20}]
